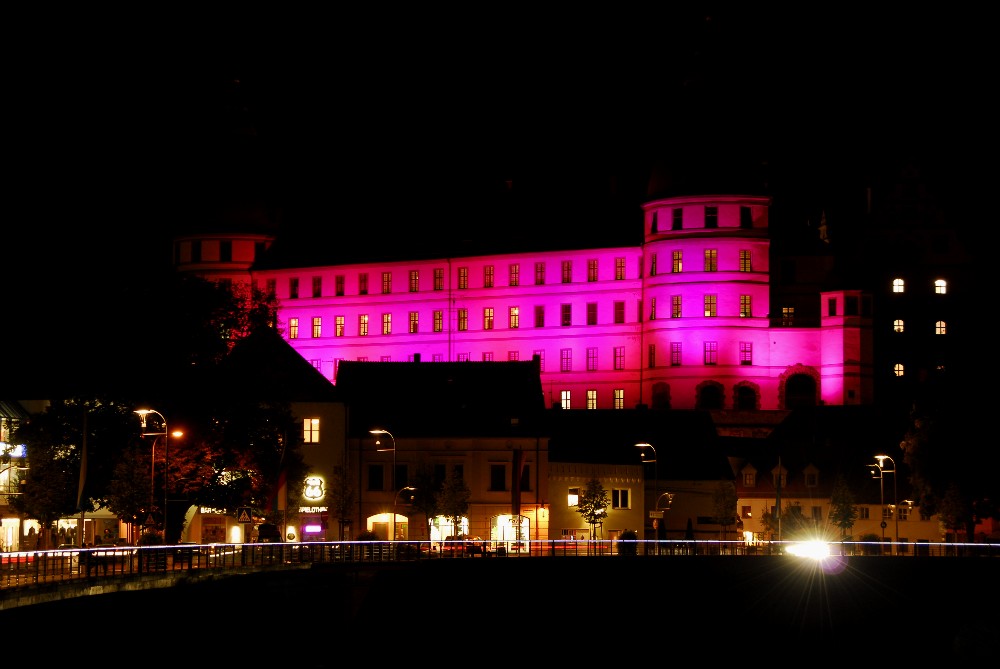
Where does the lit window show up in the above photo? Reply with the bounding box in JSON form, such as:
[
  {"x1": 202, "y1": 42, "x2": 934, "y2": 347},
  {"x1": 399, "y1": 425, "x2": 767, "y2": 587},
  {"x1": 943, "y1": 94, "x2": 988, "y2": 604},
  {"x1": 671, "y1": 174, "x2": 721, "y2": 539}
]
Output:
[
  {"x1": 458, "y1": 267, "x2": 469, "y2": 289},
  {"x1": 483, "y1": 307, "x2": 494, "y2": 330},
  {"x1": 613, "y1": 389, "x2": 624, "y2": 409},
  {"x1": 672, "y1": 251, "x2": 683, "y2": 273},
  {"x1": 381, "y1": 272, "x2": 391, "y2": 295},
  {"x1": 484, "y1": 265, "x2": 494, "y2": 288},
  {"x1": 893, "y1": 319, "x2": 904, "y2": 333},
  {"x1": 934, "y1": 279, "x2": 947, "y2": 294},
  {"x1": 740, "y1": 295, "x2": 751, "y2": 318},
  {"x1": 457, "y1": 308, "x2": 468, "y2": 332},
  {"x1": 289, "y1": 318, "x2": 299, "y2": 339},
  {"x1": 409, "y1": 270, "x2": 419, "y2": 292},
  {"x1": 335, "y1": 316, "x2": 345, "y2": 337},
  {"x1": 568, "y1": 487, "x2": 580, "y2": 506},
  {"x1": 560, "y1": 390, "x2": 571, "y2": 410},
  {"x1": 509, "y1": 306, "x2": 519, "y2": 329},
  {"x1": 615, "y1": 257, "x2": 626, "y2": 280},
  {"x1": 650, "y1": 253, "x2": 657, "y2": 276},
  {"x1": 782, "y1": 307, "x2": 794, "y2": 326},
  {"x1": 312, "y1": 317, "x2": 322, "y2": 338},
  {"x1": 704, "y1": 249, "x2": 717, "y2": 272},
  {"x1": 358, "y1": 314, "x2": 368, "y2": 336},
  {"x1": 434, "y1": 268, "x2": 444, "y2": 291},
  {"x1": 587, "y1": 389, "x2": 597, "y2": 409},
  {"x1": 649, "y1": 297, "x2": 656, "y2": 320},
  {"x1": 740, "y1": 250, "x2": 752, "y2": 272},
  {"x1": 509, "y1": 263, "x2": 520, "y2": 287},
  {"x1": 935, "y1": 320, "x2": 946, "y2": 335},
  {"x1": 535, "y1": 262, "x2": 546, "y2": 285},
  {"x1": 433, "y1": 310, "x2": 443, "y2": 332},
  {"x1": 303, "y1": 418, "x2": 320, "y2": 443},
  {"x1": 382, "y1": 313, "x2": 391, "y2": 335},
  {"x1": 892, "y1": 278, "x2": 905, "y2": 293},
  {"x1": 894, "y1": 363, "x2": 904, "y2": 377},
  {"x1": 704, "y1": 295, "x2": 717, "y2": 317},
  {"x1": 409, "y1": 311, "x2": 419, "y2": 334}
]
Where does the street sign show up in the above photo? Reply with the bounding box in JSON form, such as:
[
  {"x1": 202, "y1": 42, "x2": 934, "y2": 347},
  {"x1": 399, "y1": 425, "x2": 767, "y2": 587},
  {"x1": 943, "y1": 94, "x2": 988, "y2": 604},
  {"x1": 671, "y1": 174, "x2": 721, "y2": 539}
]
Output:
[
  {"x1": 237, "y1": 507, "x2": 252, "y2": 523},
  {"x1": 880, "y1": 521, "x2": 887, "y2": 529},
  {"x1": 649, "y1": 511, "x2": 664, "y2": 518}
]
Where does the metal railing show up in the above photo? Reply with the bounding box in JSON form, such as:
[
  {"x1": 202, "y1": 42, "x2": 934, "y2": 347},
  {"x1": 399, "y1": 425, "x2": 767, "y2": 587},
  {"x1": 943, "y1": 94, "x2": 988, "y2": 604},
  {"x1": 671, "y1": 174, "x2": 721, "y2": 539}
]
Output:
[{"x1": 1, "y1": 538, "x2": 995, "y2": 593}]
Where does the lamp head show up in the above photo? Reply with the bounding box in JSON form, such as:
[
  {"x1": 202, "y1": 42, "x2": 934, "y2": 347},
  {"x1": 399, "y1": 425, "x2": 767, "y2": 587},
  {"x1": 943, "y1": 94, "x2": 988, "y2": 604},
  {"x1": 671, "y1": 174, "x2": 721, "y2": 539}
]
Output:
[{"x1": 370, "y1": 429, "x2": 388, "y2": 435}]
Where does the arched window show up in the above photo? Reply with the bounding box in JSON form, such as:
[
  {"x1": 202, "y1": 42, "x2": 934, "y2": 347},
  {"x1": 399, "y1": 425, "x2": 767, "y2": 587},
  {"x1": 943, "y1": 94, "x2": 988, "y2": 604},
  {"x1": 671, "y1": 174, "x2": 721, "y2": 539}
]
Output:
[
  {"x1": 935, "y1": 321, "x2": 946, "y2": 335},
  {"x1": 893, "y1": 319, "x2": 904, "y2": 333},
  {"x1": 934, "y1": 279, "x2": 947, "y2": 294},
  {"x1": 893, "y1": 363, "x2": 904, "y2": 377},
  {"x1": 892, "y1": 278, "x2": 905, "y2": 293}
]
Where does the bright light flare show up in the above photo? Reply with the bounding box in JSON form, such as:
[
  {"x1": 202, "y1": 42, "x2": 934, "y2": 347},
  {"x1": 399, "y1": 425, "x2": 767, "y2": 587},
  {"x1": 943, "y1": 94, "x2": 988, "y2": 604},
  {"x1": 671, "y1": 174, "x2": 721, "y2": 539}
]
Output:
[{"x1": 786, "y1": 540, "x2": 831, "y2": 560}]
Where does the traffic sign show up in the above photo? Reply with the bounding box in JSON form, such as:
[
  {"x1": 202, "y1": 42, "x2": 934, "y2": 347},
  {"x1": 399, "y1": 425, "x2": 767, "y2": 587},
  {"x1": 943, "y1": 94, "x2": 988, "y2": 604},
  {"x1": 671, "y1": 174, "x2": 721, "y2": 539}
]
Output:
[
  {"x1": 880, "y1": 521, "x2": 887, "y2": 529},
  {"x1": 649, "y1": 511, "x2": 664, "y2": 518},
  {"x1": 237, "y1": 507, "x2": 252, "y2": 523}
]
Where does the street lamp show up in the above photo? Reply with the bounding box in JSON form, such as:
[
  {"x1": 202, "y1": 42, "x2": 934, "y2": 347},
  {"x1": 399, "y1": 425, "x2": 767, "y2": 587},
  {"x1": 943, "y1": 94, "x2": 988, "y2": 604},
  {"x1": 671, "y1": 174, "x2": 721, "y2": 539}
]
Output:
[
  {"x1": 636, "y1": 443, "x2": 657, "y2": 554},
  {"x1": 874, "y1": 454, "x2": 898, "y2": 555},
  {"x1": 370, "y1": 429, "x2": 396, "y2": 541},
  {"x1": 135, "y1": 409, "x2": 180, "y2": 542},
  {"x1": 394, "y1": 486, "x2": 416, "y2": 545}
]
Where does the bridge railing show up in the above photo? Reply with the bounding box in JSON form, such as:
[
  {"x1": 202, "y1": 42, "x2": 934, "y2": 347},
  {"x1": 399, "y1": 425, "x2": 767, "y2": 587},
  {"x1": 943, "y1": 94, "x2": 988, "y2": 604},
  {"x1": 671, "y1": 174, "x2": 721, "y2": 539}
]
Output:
[{"x1": 1, "y1": 538, "x2": 995, "y2": 592}]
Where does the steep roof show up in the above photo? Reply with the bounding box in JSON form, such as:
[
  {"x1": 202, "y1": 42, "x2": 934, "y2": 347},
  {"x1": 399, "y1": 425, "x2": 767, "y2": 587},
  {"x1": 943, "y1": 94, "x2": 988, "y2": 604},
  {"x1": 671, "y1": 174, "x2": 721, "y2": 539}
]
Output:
[
  {"x1": 335, "y1": 360, "x2": 546, "y2": 438},
  {"x1": 205, "y1": 327, "x2": 340, "y2": 402}
]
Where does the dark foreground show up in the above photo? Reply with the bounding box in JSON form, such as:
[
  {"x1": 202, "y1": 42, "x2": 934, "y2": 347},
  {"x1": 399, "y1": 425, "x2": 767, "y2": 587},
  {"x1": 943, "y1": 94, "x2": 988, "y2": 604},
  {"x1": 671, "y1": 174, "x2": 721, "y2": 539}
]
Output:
[{"x1": 5, "y1": 555, "x2": 997, "y2": 663}]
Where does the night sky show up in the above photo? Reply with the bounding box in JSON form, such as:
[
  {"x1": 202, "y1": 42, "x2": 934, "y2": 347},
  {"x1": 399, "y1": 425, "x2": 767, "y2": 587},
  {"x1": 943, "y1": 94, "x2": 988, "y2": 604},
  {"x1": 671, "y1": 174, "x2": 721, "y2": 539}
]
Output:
[{"x1": 5, "y1": 7, "x2": 991, "y2": 392}]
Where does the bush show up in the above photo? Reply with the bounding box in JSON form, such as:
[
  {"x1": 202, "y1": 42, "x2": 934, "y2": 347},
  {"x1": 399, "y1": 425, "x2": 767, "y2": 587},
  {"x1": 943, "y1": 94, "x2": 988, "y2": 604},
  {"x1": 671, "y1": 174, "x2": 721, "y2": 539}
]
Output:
[
  {"x1": 619, "y1": 529, "x2": 638, "y2": 556},
  {"x1": 136, "y1": 531, "x2": 163, "y2": 546}
]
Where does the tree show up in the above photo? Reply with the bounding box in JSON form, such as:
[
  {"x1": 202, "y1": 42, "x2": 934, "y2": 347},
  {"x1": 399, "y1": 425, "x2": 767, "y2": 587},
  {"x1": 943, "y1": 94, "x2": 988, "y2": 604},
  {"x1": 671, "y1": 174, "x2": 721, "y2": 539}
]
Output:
[
  {"x1": 13, "y1": 398, "x2": 140, "y2": 548},
  {"x1": 576, "y1": 478, "x2": 609, "y2": 552},
  {"x1": 409, "y1": 460, "x2": 440, "y2": 541},
  {"x1": 711, "y1": 480, "x2": 737, "y2": 542},
  {"x1": 435, "y1": 467, "x2": 471, "y2": 539},
  {"x1": 937, "y1": 482, "x2": 971, "y2": 543},
  {"x1": 828, "y1": 474, "x2": 859, "y2": 540},
  {"x1": 327, "y1": 467, "x2": 355, "y2": 540}
]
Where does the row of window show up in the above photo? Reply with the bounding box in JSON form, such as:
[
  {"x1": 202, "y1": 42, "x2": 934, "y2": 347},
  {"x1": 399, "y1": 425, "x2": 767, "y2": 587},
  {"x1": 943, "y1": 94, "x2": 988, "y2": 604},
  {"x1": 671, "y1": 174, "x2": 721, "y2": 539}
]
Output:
[
  {"x1": 362, "y1": 462, "x2": 534, "y2": 494},
  {"x1": 892, "y1": 320, "x2": 947, "y2": 334},
  {"x1": 287, "y1": 295, "x2": 757, "y2": 339},
  {"x1": 649, "y1": 205, "x2": 756, "y2": 233},
  {"x1": 270, "y1": 247, "x2": 759, "y2": 300},
  {"x1": 891, "y1": 278, "x2": 948, "y2": 294},
  {"x1": 743, "y1": 505, "x2": 916, "y2": 522}
]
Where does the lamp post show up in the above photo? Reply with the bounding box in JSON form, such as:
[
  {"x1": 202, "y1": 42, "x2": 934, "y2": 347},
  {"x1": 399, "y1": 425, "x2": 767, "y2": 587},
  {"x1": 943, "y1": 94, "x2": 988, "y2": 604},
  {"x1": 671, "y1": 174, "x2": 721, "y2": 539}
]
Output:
[
  {"x1": 635, "y1": 443, "x2": 657, "y2": 554},
  {"x1": 393, "y1": 486, "x2": 416, "y2": 547},
  {"x1": 135, "y1": 409, "x2": 175, "y2": 541},
  {"x1": 874, "y1": 454, "x2": 898, "y2": 556},
  {"x1": 370, "y1": 429, "x2": 396, "y2": 541}
]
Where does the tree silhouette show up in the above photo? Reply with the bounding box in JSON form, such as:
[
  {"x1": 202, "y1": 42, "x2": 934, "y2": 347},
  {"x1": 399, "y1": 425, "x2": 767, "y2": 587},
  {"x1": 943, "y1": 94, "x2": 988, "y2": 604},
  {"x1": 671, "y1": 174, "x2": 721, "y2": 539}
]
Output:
[{"x1": 576, "y1": 478, "x2": 609, "y2": 553}]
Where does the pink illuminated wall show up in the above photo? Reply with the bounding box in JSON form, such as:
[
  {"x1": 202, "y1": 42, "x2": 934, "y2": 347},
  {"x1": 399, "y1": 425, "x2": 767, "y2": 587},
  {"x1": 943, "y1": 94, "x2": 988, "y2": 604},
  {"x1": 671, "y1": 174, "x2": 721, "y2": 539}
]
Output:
[{"x1": 179, "y1": 194, "x2": 873, "y2": 411}]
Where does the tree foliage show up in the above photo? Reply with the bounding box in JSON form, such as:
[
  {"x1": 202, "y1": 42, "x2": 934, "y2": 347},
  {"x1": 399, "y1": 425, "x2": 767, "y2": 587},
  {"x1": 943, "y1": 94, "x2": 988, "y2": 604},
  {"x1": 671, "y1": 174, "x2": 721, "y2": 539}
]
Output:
[
  {"x1": 577, "y1": 478, "x2": 609, "y2": 542},
  {"x1": 435, "y1": 467, "x2": 471, "y2": 535},
  {"x1": 327, "y1": 467, "x2": 356, "y2": 540},
  {"x1": 711, "y1": 480, "x2": 737, "y2": 538},
  {"x1": 410, "y1": 460, "x2": 440, "y2": 541},
  {"x1": 828, "y1": 473, "x2": 859, "y2": 539}
]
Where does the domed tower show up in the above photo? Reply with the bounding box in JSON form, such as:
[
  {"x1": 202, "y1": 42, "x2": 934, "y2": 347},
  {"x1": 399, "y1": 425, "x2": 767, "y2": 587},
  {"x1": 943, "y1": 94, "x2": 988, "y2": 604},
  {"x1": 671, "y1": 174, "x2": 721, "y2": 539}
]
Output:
[{"x1": 172, "y1": 77, "x2": 279, "y2": 287}]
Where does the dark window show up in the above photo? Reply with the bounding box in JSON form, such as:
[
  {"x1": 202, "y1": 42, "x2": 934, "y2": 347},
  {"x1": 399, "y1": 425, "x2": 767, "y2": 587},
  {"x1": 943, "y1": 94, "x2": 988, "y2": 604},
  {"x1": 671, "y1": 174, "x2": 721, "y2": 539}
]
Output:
[
  {"x1": 740, "y1": 206, "x2": 753, "y2": 228},
  {"x1": 490, "y1": 464, "x2": 506, "y2": 491},
  {"x1": 705, "y1": 206, "x2": 718, "y2": 228},
  {"x1": 220, "y1": 240, "x2": 232, "y2": 262}
]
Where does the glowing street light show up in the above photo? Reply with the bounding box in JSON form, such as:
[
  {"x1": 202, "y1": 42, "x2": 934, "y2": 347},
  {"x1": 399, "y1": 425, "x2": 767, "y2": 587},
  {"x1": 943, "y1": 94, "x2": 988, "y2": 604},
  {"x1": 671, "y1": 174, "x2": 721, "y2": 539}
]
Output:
[
  {"x1": 636, "y1": 443, "x2": 658, "y2": 554},
  {"x1": 874, "y1": 454, "x2": 898, "y2": 555},
  {"x1": 370, "y1": 428, "x2": 397, "y2": 541},
  {"x1": 135, "y1": 409, "x2": 182, "y2": 542}
]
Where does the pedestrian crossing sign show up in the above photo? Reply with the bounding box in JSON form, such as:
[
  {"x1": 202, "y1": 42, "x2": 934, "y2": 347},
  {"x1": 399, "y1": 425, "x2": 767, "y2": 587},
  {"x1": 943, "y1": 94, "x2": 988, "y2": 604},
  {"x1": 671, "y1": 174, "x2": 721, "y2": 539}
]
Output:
[{"x1": 237, "y1": 507, "x2": 252, "y2": 523}]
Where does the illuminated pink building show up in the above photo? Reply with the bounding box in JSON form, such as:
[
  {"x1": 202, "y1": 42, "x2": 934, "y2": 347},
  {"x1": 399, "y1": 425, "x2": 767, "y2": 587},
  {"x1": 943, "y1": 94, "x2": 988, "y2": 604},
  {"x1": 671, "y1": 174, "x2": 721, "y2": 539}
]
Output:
[{"x1": 175, "y1": 193, "x2": 873, "y2": 412}]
